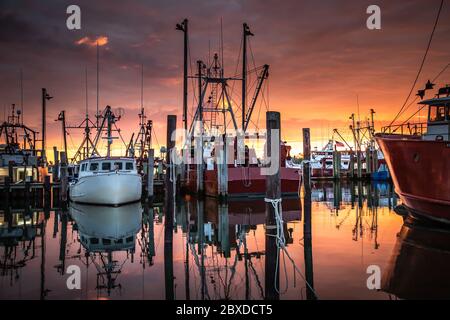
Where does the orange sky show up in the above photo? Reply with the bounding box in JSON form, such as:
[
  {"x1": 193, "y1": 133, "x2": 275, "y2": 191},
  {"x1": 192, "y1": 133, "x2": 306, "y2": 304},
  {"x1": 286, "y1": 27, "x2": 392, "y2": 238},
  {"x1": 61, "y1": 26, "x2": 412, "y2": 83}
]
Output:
[{"x1": 1, "y1": 0, "x2": 449, "y2": 158}]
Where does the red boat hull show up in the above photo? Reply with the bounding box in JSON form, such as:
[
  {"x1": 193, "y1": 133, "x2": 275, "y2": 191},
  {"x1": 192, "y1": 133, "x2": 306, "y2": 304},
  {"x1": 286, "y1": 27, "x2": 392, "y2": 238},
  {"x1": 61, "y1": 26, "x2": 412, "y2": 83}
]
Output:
[
  {"x1": 376, "y1": 134, "x2": 450, "y2": 222},
  {"x1": 186, "y1": 165, "x2": 301, "y2": 198}
]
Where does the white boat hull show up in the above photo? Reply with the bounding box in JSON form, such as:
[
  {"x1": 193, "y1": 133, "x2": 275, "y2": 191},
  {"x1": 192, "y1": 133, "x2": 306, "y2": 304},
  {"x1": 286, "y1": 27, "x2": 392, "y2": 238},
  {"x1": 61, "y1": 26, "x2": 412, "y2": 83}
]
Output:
[{"x1": 69, "y1": 173, "x2": 142, "y2": 205}]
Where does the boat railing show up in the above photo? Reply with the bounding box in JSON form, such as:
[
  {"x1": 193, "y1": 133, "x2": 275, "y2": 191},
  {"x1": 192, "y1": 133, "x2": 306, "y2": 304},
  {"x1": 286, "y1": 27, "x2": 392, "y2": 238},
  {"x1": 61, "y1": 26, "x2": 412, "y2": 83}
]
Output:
[{"x1": 381, "y1": 122, "x2": 427, "y2": 135}]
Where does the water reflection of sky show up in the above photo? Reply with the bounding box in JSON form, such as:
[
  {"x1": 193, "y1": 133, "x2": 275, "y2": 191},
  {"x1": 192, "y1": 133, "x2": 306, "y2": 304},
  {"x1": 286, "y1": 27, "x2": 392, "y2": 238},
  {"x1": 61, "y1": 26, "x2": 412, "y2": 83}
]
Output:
[{"x1": 0, "y1": 182, "x2": 410, "y2": 300}]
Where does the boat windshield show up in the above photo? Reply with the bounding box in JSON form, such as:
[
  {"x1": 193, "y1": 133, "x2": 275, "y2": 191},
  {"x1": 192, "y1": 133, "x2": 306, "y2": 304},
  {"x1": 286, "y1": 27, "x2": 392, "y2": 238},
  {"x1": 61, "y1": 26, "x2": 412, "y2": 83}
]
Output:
[{"x1": 429, "y1": 105, "x2": 448, "y2": 122}]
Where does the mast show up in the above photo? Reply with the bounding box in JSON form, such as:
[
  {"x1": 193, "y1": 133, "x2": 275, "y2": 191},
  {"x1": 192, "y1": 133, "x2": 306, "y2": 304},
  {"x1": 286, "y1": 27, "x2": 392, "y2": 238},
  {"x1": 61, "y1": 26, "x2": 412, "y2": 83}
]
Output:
[
  {"x1": 106, "y1": 106, "x2": 113, "y2": 157},
  {"x1": 176, "y1": 19, "x2": 189, "y2": 132},
  {"x1": 41, "y1": 88, "x2": 52, "y2": 165},
  {"x1": 96, "y1": 41, "x2": 100, "y2": 130},
  {"x1": 242, "y1": 23, "x2": 253, "y2": 131}
]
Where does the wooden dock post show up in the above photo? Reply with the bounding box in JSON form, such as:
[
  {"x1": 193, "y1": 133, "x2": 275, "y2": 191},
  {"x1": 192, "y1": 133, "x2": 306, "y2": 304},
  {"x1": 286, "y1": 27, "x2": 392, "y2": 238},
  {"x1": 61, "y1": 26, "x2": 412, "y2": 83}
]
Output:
[
  {"x1": 60, "y1": 151, "x2": 68, "y2": 202},
  {"x1": 8, "y1": 161, "x2": 14, "y2": 182},
  {"x1": 165, "y1": 115, "x2": 177, "y2": 197},
  {"x1": 52, "y1": 146, "x2": 59, "y2": 182},
  {"x1": 302, "y1": 127, "x2": 316, "y2": 299},
  {"x1": 349, "y1": 151, "x2": 355, "y2": 179},
  {"x1": 4, "y1": 176, "x2": 10, "y2": 209},
  {"x1": 265, "y1": 111, "x2": 280, "y2": 300},
  {"x1": 147, "y1": 149, "x2": 155, "y2": 199},
  {"x1": 333, "y1": 150, "x2": 341, "y2": 180},
  {"x1": 356, "y1": 150, "x2": 362, "y2": 180},
  {"x1": 218, "y1": 134, "x2": 228, "y2": 198},
  {"x1": 44, "y1": 175, "x2": 51, "y2": 211}
]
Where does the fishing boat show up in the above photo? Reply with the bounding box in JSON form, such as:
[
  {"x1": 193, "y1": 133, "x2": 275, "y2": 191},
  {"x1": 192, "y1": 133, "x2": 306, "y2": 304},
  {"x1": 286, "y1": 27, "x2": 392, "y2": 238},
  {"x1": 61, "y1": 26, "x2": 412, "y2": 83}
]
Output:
[
  {"x1": 69, "y1": 106, "x2": 142, "y2": 206},
  {"x1": 178, "y1": 21, "x2": 301, "y2": 197},
  {"x1": 375, "y1": 86, "x2": 450, "y2": 223}
]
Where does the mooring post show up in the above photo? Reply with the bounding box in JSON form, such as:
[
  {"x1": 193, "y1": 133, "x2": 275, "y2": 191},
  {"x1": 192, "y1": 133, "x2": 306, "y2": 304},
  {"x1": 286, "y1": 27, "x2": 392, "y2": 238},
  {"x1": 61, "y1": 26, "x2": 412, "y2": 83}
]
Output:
[
  {"x1": 302, "y1": 127, "x2": 316, "y2": 299},
  {"x1": 8, "y1": 161, "x2": 14, "y2": 182},
  {"x1": 365, "y1": 147, "x2": 372, "y2": 175},
  {"x1": 60, "y1": 151, "x2": 68, "y2": 202},
  {"x1": 4, "y1": 176, "x2": 11, "y2": 208},
  {"x1": 165, "y1": 115, "x2": 177, "y2": 199},
  {"x1": 218, "y1": 134, "x2": 228, "y2": 198},
  {"x1": 265, "y1": 111, "x2": 280, "y2": 300},
  {"x1": 44, "y1": 175, "x2": 51, "y2": 209},
  {"x1": 147, "y1": 149, "x2": 155, "y2": 199},
  {"x1": 52, "y1": 147, "x2": 59, "y2": 182},
  {"x1": 333, "y1": 150, "x2": 341, "y2": 180},
  {"x1": 349, "y1": 151, "x2": 355, "y2": 179}
]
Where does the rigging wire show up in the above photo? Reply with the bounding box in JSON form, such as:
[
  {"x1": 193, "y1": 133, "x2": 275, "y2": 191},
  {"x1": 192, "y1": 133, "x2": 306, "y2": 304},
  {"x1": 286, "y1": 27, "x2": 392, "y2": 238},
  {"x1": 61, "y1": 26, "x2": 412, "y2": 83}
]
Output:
[{"x1": 388, "y1": 0, "x2": 445, "y2": 126}]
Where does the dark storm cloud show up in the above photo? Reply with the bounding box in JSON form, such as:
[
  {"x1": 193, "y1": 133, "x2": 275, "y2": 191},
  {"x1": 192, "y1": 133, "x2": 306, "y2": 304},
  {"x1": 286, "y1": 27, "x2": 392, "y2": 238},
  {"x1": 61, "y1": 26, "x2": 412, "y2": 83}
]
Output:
[{"x1": 0, "y1": 0, "x2": 449, "y2": 150}]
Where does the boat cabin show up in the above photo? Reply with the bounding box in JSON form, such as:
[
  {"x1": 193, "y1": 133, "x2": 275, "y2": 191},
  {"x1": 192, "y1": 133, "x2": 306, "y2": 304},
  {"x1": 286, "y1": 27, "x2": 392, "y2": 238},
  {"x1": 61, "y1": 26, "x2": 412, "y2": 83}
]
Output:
[
  {"x1": 78, "y1": 157, "x2": 137, "y2": 177},
  {"x1": 420, "y1": 87, "x2": 450, "y2": 141}
]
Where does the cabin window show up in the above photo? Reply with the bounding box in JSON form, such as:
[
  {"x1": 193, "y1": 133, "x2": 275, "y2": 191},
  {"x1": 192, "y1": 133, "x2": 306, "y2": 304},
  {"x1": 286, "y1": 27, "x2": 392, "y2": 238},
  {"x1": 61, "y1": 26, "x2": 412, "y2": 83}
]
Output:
[
  {"x1": 102, "y1": 238, "x2": 111, "y2": 245},
  {"x1": 102, "y1": 162, "x2": 111, "y2": 171},
  {"x1": 429, "y1": 106, "x2": 446, "y2": 122},
  {"x1": 89, "y1": 162, "x2": 99, "y2": 171},
  {"x1": 90, "y1": 238, "x2": 99, "y2": 244},
  {"x1": 113, "y1": 162, "x2": 123, "y2": 170},
  {"x1": 125, "y1": 162, "x2": 134, "y2": 170},
  {"x1": 80, "y1": 164, "x2": 86, "y2": 172}
]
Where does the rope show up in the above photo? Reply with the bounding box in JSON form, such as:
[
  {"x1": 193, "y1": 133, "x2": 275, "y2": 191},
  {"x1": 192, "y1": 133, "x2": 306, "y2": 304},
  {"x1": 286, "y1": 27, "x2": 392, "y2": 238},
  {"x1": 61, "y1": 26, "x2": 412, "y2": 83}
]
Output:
[
  {"x1": 388, "y1": 0, "x2": 444, "y2": 127},
  {"x1": 264, "y1": 197, "x2": 319, "y2": 298}
]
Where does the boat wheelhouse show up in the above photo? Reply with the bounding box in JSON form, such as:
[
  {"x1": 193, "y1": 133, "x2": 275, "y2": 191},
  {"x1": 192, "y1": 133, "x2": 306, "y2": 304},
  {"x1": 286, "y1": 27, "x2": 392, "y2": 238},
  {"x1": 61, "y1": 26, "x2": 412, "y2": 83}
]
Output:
[{"x1": 375, "y1": 85, "x2": 450, "y2": 223}]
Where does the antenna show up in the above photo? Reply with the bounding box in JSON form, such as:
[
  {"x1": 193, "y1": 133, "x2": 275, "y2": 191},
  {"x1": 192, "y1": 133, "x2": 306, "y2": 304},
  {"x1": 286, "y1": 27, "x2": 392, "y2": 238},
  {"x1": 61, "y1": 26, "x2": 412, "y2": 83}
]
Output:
[
  {"x1": 20, "y1": 69, "x2": 24, "y2": 125},
  {"x1": 220, "y1": 17, "x2": 224, "y2": 77},
  {"x1": 141, "y1": 64, "x2": 144, "y2": 110},
  {"x1": 85, "y1": 67, "x2": 89, "y2": 117},
  {"x1": 96, "y1": 41, "x2": 100, "y2": 129}
]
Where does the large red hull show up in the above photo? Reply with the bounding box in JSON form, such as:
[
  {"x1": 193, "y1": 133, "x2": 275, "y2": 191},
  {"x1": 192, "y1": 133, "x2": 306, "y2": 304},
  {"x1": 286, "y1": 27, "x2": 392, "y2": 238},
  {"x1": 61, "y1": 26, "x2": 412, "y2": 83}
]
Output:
[
  {"x1": 186, "y1": 165, "x2": 301, "y2": 198},
  {"x1": 376, "y1": 134, "x2": 450, "y2": 222}
]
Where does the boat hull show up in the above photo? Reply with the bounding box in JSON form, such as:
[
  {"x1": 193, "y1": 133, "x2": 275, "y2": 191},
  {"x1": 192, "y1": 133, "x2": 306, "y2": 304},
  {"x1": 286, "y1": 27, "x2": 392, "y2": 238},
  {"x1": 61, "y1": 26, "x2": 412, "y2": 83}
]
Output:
[
  {"x1": 375, "y1": 134, "x2": 450, "y2": 222},
  {"x1": 69, "y1": 173, "x2": 142, "y2": 205},
  {"x1": 204, "y1": 166, "x2": 301, "y2": 197}
]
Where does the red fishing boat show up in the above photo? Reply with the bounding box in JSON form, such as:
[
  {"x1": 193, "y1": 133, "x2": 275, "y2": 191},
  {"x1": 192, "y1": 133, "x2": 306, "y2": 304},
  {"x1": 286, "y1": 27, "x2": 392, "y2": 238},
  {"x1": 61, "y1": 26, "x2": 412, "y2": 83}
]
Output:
[
  {"x1": 375, "y1": 86, "x2": 450, "y2": 223},
  {"x1": 178, "y1": 22, "x2": 302, "y2": 198}
]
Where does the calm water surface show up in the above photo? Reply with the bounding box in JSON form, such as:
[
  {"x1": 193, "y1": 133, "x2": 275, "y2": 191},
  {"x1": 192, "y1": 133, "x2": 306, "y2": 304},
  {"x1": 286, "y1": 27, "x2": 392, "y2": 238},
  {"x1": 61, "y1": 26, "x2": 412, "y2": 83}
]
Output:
[{"x1": 1, "y1": 181, "x2": 442, "y2": 300}]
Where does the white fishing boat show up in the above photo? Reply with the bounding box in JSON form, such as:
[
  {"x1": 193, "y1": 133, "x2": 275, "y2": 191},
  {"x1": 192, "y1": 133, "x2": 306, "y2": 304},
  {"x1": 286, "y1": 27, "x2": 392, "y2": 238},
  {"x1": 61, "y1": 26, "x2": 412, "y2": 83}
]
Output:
[
  {"x1": 68, "y1": 105, "x2": 142, "y2": 206},
  {"x1": 69, "y1": 156, "x2": 142, "y2": 205}
]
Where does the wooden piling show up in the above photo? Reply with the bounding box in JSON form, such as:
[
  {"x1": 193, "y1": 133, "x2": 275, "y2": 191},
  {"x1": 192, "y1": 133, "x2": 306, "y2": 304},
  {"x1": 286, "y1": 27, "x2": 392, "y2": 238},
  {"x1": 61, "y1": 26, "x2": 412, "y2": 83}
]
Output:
[
  {"x1": 44, "y1": 175, "x2": 51, "y2": 209},
  {"x1": 147, "y1": 149, "x2": 155, "y2": 199},
  {"x1": 60, "y1": 151, "x2": 68, "y2": 202},
  {"x1": 52, "y1": 146, "x2": 59, "y2": 182},
  {"x1": 165, "y1": 115, "x2": 177, "y2": 196},
  {"x1": 218, "y1": 134, "x2": 228, "y2": 198},
  {"x1": 302, "y1": 127, "x2": 316, "y2": 299},
  {"x1": 265, "y1": 111, "x2": 280, "y2": 300},
  {"x1": 333, "y1": 150, "x2": 341, "y2": 179}
]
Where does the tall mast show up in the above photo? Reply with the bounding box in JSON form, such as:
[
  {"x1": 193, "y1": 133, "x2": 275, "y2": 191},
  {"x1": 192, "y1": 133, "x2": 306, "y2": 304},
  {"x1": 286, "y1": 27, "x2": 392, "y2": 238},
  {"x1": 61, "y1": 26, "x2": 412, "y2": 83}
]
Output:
[
  {"x1": 242, "y1": 23, "x2": 253, "y2": 131},
  {"x1": 96, "y1": 41, "x2": 100, "y2": 130},
  {"x1": 85, "y1": 67, "x2": 90, "y2": 159},
  {"x1": 176, "y1": 19, "x2": 189, "y2": 132},
  {"x1": 20, "y1": 69, "x2": 23, "y2": 125},
  {"x1": 197, "y1": 60, "x2": 203, "y2": 124},
  {"x1": 106, "y1": 106, "x2": 112, "y2": 157}
]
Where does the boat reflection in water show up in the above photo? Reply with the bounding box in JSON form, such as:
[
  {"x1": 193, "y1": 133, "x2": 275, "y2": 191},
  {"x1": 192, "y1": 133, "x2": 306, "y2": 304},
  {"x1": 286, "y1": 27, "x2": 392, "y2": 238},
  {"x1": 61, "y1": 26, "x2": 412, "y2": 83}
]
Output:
[
  {"x1": 69, "y1": 202, "x2": 142, "y2": 296},
  {"x1": 382, "y1": 216, "x2": 450, "y2": 299}
]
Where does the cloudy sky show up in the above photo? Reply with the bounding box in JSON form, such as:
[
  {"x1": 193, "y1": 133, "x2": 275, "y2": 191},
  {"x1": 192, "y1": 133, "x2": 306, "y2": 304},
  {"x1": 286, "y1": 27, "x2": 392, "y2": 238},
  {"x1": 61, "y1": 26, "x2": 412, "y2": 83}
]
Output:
[{"x1": 1, "y1": 0, "x2": 449, "y2": 155}]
